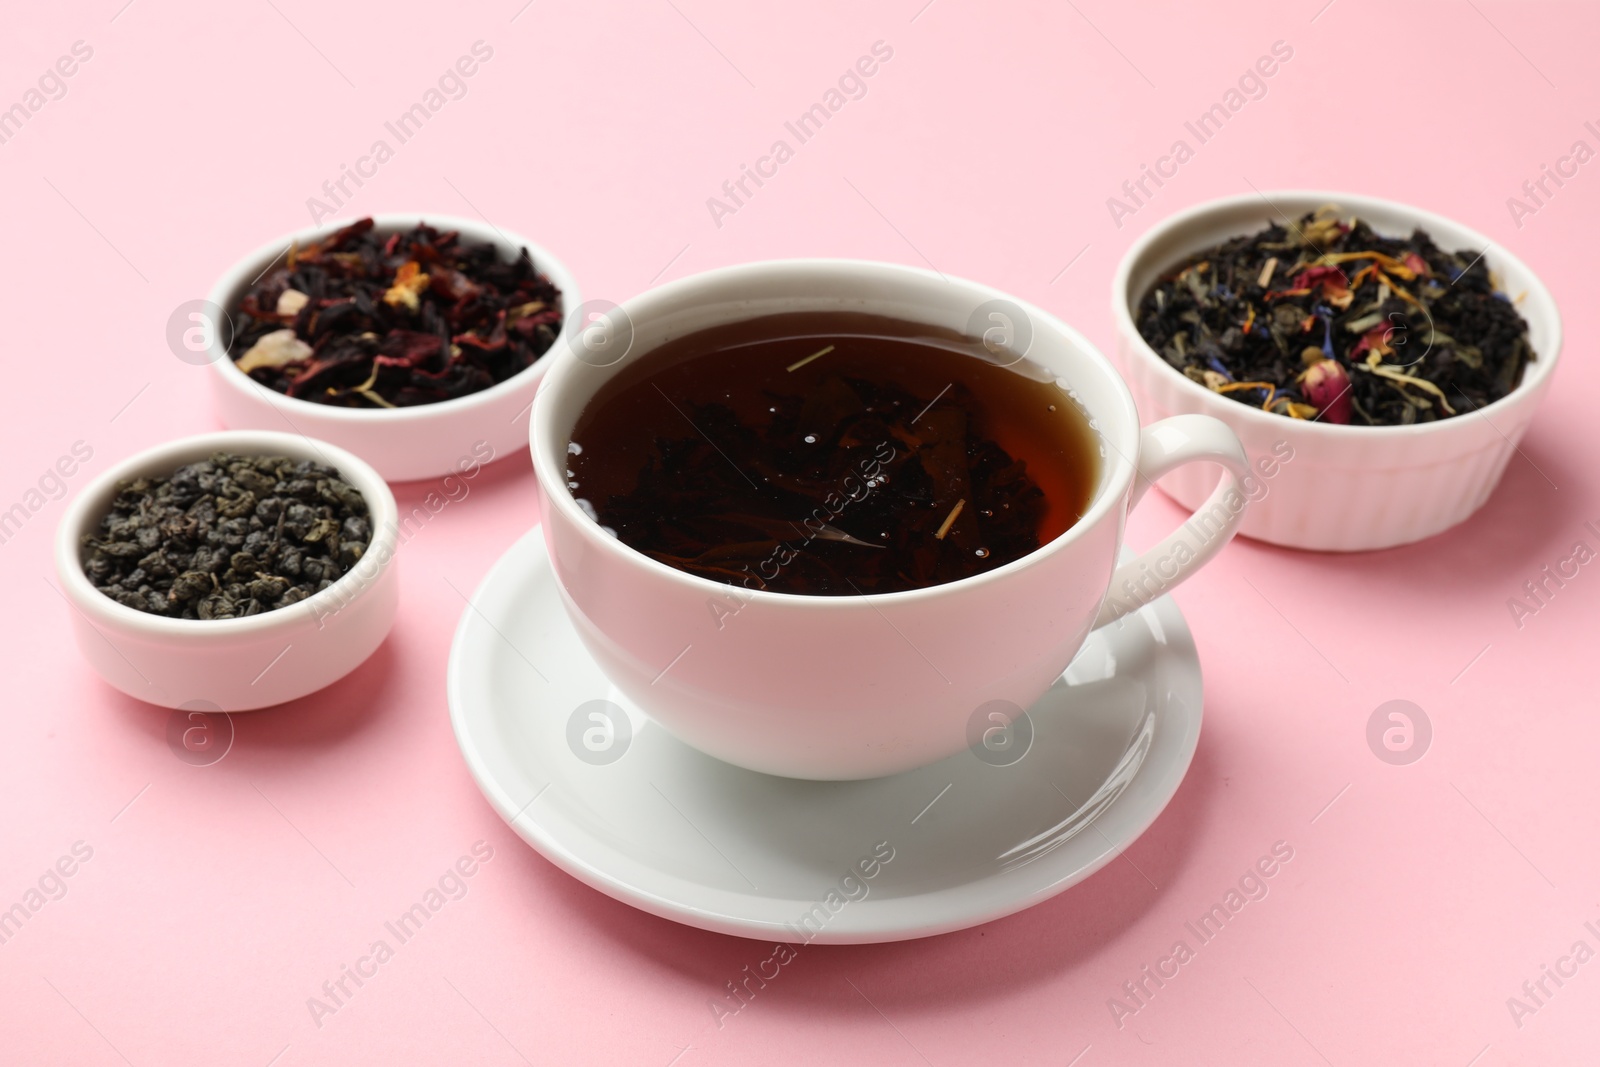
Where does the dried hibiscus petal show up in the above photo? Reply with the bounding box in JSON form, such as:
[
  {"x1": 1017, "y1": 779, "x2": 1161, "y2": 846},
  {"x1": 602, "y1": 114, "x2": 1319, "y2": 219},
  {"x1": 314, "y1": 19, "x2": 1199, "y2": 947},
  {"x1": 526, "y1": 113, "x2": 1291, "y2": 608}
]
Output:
[{"x1": 227, "y1": 219, "x2": 564, "y2": 409}]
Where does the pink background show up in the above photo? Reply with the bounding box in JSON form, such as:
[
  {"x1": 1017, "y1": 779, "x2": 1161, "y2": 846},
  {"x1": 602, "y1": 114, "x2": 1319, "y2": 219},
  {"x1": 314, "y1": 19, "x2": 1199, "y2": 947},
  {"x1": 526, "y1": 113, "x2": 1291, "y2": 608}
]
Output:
[{"x1": 4, "y1": 1, "x2": 1598, "y2": 1063}]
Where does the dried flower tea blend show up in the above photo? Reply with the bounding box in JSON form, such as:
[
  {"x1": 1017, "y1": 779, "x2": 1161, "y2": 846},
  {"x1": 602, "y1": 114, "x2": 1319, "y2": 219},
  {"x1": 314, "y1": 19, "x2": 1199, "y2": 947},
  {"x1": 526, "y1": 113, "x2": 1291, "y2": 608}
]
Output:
[
  {"x1": 1134, "y1": 206, "x2": 1535, "y2": 425},
  {"x1": 228, "y1": 218, "x2": 564, "y2": 408},
  {"x1": 566, "y1": 312, "x2": 1100, "y2": 596},
  {"x1": 83, "y1": 453, "x2": 371, "y2": 619}
]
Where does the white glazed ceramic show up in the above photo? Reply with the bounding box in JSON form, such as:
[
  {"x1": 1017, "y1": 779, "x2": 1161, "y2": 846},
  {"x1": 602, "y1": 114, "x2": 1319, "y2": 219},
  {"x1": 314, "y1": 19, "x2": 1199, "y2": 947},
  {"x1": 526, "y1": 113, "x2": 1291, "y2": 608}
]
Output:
[
  {"x1": 55, "y1": 431, "x2": 400, "y2": 711},
  {"x1": 206, "y1": 214, "x2": 580, "y2": 483},
  {"x1": 449, "y1": 529, "x2": 1202, "y2": 943},
  {"x1": 1113, "y1": 191, "x2": 1563, "y2": 552},
  {"x1": 531, "y1": 259, "x2": 1249, "y2": 780}
]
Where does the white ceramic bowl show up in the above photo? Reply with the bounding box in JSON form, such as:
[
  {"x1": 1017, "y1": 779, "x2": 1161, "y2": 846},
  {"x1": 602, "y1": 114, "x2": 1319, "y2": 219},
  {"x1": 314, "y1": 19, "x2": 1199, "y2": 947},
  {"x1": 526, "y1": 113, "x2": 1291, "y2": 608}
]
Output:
[
  {"x1": 1113, "y1": 191, "x2": 1562, "y2": 551},
  {"x1": 206, "y1": 214, "x2": 580, "y2": 483},
  {"x1": 55, "y1": 431, "x2": 400, "y2": 711}
]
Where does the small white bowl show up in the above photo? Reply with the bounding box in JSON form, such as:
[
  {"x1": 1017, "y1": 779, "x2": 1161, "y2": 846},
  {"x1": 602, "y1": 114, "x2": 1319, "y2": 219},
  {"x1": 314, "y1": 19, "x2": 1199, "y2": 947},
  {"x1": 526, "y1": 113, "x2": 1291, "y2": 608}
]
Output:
[
  {"x1": 55, "y1": 431, "x2": 400, "y2": 711},
  {"x1": 1113, "y1": 191, "x2": 1562, "y2": 551},
  {"x1": 206, "y1": 214, "x2": 580, "y2": 483}
]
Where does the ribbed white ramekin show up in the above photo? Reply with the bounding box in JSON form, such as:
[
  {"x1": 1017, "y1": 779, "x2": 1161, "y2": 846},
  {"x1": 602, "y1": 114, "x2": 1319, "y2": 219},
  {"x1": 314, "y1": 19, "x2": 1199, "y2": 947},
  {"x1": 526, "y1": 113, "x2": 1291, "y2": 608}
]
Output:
[{"x1": 1112, "y1": 191, "x2": 1562, "y2": 552}]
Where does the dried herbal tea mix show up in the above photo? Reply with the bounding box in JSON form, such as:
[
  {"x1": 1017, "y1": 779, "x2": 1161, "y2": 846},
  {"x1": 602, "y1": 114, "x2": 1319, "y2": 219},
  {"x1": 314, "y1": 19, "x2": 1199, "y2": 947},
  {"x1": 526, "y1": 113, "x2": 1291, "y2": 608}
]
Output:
[
  {"x1": 1134, "y1": 206, "x2": 1535, "y2": 425},
  {"x1": 228, "y1": 218, "x2": 564, "y2": 408},
  {"x1": 567, "y1": 312, "x2": 1099, "y2": 596},
  {"x1": 83, "y1": 453, "x2": 371, "y2": 619}
]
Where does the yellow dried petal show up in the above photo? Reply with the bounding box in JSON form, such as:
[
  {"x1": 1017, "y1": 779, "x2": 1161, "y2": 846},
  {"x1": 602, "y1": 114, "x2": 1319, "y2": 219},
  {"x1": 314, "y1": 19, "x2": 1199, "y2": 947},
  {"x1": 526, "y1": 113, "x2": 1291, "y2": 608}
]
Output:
[
  {"x1": 1370, "y1": 365, "x2": 1457, "y2": 414},
  {"x1": 383, "y1": 261, "x2": 431, "y2": 311}
]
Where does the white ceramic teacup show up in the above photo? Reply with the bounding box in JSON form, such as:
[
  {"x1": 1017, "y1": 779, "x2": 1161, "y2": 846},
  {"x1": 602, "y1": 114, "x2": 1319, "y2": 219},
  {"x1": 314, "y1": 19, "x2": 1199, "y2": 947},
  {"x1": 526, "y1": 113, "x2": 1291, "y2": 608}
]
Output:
[{"x1": 531, "y1": 261, "x2": 1251, "y2": 780}]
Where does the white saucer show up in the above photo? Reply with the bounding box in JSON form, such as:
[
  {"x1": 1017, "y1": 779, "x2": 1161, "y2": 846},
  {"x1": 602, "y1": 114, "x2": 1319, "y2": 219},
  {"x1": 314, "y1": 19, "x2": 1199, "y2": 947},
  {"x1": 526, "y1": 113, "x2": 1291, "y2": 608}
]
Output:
[{"x1": 447, "y1": 529, "x2": 1203, "y2": 944}]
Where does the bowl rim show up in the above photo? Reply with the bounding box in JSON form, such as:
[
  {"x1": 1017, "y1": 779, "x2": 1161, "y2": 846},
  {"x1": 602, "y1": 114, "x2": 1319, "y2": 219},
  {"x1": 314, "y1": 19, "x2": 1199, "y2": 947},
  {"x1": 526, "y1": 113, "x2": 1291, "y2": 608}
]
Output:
[
  {"x1": 205, "y1": 212, "x2": 579, "y2": 424},
  {"x1": 55, "y1": 430, "x2": 400, "y2": 638},
  {"x1": 1111, "y1": 189, "x2": 1564, "y2": 439},
  {"x1": 531, "y1": 256, "x2": 1145, "y2": 608}
]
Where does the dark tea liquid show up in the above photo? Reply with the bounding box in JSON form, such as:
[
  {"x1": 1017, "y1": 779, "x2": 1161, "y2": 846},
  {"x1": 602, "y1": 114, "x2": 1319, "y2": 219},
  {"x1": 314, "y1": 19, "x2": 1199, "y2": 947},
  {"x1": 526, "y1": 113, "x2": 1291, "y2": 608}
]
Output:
[{"x1": 566, "y1": 312, "x2": 1099, "y2": 595}]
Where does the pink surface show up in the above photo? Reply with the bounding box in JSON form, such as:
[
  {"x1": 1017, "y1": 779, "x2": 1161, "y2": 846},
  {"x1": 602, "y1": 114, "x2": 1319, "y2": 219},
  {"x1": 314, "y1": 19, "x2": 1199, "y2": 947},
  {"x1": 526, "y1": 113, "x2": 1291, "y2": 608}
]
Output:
[{"x1": 4, "y1": 1, "x2": 1596, "y2": 1063}]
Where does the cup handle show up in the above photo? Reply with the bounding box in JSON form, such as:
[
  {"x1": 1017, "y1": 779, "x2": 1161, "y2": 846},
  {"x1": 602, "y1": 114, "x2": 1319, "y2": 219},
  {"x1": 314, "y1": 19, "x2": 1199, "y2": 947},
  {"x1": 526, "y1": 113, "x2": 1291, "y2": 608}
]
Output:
[{"x1": 1093, "y1": 414, "x2": 1251, "y2": 628}]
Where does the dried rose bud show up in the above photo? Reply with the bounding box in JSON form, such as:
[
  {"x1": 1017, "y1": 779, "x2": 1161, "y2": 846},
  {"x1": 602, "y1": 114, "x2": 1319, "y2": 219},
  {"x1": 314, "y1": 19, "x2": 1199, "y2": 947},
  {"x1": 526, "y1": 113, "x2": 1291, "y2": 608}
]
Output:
[{"x1": 1297, "y1": 358, "x2": 1352, "y2": 424}]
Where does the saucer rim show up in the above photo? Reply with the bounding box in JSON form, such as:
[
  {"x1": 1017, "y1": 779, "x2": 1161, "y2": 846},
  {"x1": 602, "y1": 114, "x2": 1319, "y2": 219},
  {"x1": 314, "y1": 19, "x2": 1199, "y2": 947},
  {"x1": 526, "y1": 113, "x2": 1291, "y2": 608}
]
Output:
[{"x1": 447, "y1": 527, "x2": 1204, "y2": 944}]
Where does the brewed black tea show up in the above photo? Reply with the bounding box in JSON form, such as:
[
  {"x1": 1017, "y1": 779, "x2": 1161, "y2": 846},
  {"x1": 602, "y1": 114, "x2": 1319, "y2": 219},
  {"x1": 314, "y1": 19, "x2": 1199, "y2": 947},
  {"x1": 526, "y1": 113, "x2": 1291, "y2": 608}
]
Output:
[{"x1": 566, "y1": 312, "x2": 1098, "y2": 595}]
